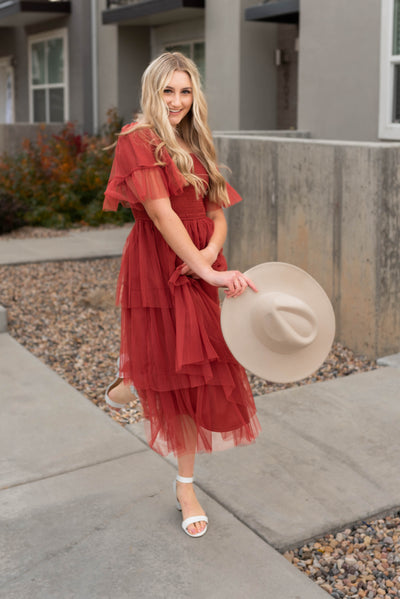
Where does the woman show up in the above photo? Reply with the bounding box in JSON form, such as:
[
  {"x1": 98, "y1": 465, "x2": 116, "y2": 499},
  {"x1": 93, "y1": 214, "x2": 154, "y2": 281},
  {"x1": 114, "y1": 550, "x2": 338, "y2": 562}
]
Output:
[{"x1": 103, "y1": 52, "x2": 261, "y2": 538}]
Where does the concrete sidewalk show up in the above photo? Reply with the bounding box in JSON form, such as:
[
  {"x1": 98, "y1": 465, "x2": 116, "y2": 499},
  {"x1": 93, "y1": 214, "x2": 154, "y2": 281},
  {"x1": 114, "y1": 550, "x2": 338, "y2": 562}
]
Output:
[
  {"x1": 1, "y1": 227, "x2": 400, "y2": 598},
  {"x1": 0, "y1": 332, "x2": 328, "y2": 599},
  {"x1": 0, "y1": 225, "x2": 132, "y2": 265},
  {"x1": 2, "y1": 337, "x2": 400, "y2": 598}
]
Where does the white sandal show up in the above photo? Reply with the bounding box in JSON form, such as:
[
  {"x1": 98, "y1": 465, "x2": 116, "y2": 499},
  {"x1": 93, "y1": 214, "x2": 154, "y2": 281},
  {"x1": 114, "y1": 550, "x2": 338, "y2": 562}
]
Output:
[
  {"x1": 105, "y1": 358, "x2": 137, "y2": 410},
  {"x1": 173, "y1": 475, "x2": 208, "y2": 538}
]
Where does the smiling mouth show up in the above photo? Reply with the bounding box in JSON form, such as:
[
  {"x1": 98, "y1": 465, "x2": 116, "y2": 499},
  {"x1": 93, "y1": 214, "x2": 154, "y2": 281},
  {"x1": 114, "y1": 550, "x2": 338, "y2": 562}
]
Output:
[{"x1": 169, "y1": 109, "x2": 182, "y2": 114}]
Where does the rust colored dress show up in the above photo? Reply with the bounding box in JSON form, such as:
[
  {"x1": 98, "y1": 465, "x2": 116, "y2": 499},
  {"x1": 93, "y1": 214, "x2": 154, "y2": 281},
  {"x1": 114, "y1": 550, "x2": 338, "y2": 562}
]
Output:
[{"x1": 103, "y1": 124, "x2": 261, "y2": 456}]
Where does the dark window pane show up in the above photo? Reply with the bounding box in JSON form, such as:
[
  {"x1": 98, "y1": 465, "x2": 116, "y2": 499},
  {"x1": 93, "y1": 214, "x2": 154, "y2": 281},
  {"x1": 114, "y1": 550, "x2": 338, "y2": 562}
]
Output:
[
  {"x1": 33, "y1": 89, "x2": 46, "y2": 122},
  {"x1": 165, "y1": 43, "x2": 191, "y2": 57},
  {"x1": 193, "y1": 42, "x2": 205, "y2": 83},
  {"x1": 49, "y1": 88, "x2": 64, "y2": 122},
  {"x1": 165, "y1": 42, "x2": 205, "y2": 84},
  {"x1": 32, "y1": 41, "x2": 45, "y2": 85},
  {"x1": 48, "y1": 38, "x2": 64, "y2": 84},
  {"x1": 394, "y1": 0, "x2": 400, "y2": 55},
  {"x1": 393, "y1": 64, "x2": 400, "y2": 122}
]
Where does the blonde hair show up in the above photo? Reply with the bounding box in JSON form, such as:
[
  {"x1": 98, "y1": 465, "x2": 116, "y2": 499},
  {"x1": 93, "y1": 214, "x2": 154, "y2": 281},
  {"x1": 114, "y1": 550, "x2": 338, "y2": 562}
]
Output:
[{"x1": 121, "y1": 52, "x2": 230, "y2": 207}]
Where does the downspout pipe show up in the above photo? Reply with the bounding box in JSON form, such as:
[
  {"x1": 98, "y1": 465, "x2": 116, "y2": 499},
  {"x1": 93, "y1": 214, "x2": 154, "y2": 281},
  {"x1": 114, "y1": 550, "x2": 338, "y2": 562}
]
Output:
[{"x1": 91, "y1": 0, "x2": 99, "y2": 134}]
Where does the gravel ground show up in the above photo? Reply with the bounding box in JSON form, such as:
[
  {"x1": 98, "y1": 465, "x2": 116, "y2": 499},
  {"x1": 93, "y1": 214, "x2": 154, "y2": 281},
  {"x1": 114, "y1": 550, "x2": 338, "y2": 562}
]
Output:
[
  {"x1": 2, "y1": 256, "x2": 399, "y2": 598},
  {"x1": 0, "y1": 257, "x2": 378, "y2": 426},
  {"x1": 0, "y1": 258, "x2": 141, "y2": 424},
  {"x1": 285, "y1": 514, "x2": 400, "y2": 598}
]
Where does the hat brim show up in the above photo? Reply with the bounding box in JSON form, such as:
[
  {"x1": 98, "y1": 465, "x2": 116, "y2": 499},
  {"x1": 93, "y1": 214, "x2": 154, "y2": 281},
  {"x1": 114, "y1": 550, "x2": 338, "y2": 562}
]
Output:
[{"x1": 220, "y1": 262, "x2": 336, "y2": 383}]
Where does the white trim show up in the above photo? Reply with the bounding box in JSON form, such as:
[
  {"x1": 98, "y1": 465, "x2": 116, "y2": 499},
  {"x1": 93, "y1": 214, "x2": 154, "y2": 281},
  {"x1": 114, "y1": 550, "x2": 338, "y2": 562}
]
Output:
[
  {"x1": 28, "y1": 27, "x2": 69, "y2": 123},
  {"x1": 91, "y1": 0, "x2": 98, "y2": 134},
  {"x1": 0, "y1": 55, "x2": 14, "y2": 123},
  {"x1": 379, "y1": 0, "x2": 400, "y2": 139}
]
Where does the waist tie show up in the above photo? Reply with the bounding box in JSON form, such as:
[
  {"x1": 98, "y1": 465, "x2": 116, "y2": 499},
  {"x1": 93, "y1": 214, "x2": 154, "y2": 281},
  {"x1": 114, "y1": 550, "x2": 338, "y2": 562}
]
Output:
[{"x1": 133, "y1": 211, "x2": 209, "y2": 222}]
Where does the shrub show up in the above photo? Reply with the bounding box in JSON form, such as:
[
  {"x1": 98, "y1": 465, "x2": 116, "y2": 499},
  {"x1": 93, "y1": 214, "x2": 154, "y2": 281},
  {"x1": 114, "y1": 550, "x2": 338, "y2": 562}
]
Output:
[
  {"x1": 0, "y1": 191, "x2": 27, "y2": 234},
  {"x1": 0, "y1": 108, "x2": 131, "y2": 229}
]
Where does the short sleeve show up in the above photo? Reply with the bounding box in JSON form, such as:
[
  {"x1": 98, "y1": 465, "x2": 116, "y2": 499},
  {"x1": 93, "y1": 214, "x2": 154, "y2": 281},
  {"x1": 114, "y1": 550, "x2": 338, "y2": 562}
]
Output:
[
  {"x1": 204, "y1": 181, "x2": 243, "y2": 213},
  {"x1": 103, "y1": 124, "x2": 187, "y2": 211}
]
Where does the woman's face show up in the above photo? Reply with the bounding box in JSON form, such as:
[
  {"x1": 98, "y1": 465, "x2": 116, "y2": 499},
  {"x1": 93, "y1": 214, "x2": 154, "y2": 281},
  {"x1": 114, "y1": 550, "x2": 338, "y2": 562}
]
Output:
[{"x1": 163, "y1": 70, "x2": 193, "y2": 127}]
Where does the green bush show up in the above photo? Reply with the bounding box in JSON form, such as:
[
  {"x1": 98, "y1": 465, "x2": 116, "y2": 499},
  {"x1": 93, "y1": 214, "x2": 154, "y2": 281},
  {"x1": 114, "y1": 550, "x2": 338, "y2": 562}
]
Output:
[{"x1": 0, "y1": 109, "x2": 131, "y2": 229}]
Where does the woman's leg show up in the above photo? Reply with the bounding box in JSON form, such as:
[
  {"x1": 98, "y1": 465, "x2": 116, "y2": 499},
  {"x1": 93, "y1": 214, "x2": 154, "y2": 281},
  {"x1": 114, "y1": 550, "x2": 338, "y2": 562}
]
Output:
[{"x1": 176, "y1": 416, "x2": 207, "y2": 535}]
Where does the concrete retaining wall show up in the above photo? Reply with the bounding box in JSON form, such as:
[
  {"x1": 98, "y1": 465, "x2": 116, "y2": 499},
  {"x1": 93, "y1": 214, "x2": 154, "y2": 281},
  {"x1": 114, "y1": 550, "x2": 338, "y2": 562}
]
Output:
[
  {"x1": 214, "y1": 134, "x2": 400, "y2": 359},
  {"x1": 0, "y1": 124, "x2": 64, "y2": 156},
  {"x1": 213, "y1": 130, "x2": 311, "y2": 138}
]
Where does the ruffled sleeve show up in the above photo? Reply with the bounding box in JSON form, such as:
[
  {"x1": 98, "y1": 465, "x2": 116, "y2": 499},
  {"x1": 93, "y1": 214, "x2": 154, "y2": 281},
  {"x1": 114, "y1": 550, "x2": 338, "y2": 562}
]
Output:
[
  {"x1": 103, "y1": 124, "x2": 187, "y2": 211},
  {"x1": 204, "y1": 181, "x2": 243, "y2": 213}
]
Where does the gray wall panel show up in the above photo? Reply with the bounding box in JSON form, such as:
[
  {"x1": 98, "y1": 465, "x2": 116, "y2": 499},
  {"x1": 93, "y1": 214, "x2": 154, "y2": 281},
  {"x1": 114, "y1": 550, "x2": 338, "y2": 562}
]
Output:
[{"x1": 298, "y1": 0, "x2": 381, "y2": 141}]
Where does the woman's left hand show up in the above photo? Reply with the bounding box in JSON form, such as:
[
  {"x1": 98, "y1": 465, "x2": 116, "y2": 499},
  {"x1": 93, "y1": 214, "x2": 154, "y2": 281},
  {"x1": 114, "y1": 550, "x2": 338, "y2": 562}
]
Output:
[{"x1": 212, "y1": 270, "x2": 258, "y2": 298}]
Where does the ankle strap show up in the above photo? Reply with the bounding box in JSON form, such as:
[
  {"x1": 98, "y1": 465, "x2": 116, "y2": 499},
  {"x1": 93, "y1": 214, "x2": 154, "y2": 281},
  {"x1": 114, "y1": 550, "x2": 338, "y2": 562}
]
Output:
[{"x1": 176, "y1": 475, "x2": 194, "y2": 484}]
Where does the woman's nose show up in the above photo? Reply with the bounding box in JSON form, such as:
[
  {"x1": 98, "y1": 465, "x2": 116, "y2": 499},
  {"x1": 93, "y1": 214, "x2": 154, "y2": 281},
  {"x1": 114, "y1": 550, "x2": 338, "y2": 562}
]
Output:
[{"x1": 170, "y1": 93, "x2": 181, "y2": 106}]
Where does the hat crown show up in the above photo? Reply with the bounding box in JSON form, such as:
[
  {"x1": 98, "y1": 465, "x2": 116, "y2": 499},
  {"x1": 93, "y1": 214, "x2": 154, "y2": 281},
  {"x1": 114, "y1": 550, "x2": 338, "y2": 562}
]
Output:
[{"x1": 252, "y1": 292, "x2": 318, "y2": 355}]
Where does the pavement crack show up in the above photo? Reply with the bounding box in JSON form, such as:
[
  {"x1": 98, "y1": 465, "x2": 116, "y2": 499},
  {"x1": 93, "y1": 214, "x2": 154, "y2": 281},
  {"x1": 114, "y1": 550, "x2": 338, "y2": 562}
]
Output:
[{"x1": 0, "y1": 449, "x2": 149, "y2": 492}]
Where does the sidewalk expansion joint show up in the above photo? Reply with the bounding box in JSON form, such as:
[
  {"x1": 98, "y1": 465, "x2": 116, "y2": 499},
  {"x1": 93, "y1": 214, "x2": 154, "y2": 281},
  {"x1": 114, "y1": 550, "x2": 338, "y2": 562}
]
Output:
[
  {"x1": 0, "y1": 448, "x2": 149, "y2": 492},
  {"x1": 169, "y1": 474, "x2": 282, "y2": 551},
  {"x1": 188, "y1": 480, "x2": 400, "y2": 555}
]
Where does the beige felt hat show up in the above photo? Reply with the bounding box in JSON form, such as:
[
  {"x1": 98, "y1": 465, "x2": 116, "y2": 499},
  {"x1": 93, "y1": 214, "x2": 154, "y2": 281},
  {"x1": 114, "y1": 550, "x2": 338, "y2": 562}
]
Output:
[{"x1": 220, "y1": 262, "x2": 336, "y2": 383}]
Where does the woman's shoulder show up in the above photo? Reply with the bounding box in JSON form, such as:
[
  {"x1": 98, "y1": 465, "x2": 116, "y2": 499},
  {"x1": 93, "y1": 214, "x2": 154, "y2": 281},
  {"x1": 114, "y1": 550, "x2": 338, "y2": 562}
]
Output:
[
  {"x1": 115, "y1": 122, "x2": 163, "y2": 166},
  {"x1": 119, "y1": 122, "x2": 160, "y2": 147}
]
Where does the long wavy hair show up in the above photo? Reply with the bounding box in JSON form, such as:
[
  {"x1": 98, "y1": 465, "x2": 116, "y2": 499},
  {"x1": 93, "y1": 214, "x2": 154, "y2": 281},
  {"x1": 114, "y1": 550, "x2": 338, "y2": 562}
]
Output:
[{"x1": 121, "y1": 52, "x2": 230, "y2": 207}]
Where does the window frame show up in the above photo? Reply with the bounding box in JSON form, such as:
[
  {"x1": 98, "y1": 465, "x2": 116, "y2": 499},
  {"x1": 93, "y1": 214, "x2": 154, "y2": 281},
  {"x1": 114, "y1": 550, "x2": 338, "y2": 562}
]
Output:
[
  {"x1": 379, "y1": 0, "x2": 400, "y2": 139},
  {"x1": 28, "y1": 27, "x2": 69, "y2": 124},
  {"x1": 0, "y1": 56, "x2": 14, "y2": 124},
  {"x1": 164, "y1": 39, "x2": 205, "y2": 82}
]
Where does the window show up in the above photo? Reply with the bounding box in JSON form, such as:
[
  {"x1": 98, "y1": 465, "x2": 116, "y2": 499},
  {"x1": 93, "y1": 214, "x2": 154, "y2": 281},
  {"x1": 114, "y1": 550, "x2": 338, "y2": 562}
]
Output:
[
  {"x1": 0, "y1": 57, "x2": 14, "y2": 124},
  {"x1": 28, "y1": 29, "x2": 68, "y2": 123},
  {"x1": 379, "y1": 0, "x2": 400, "y2": 138},
  {"x1": 165, "y1": 41, "x2": 205, "y2": 83}
]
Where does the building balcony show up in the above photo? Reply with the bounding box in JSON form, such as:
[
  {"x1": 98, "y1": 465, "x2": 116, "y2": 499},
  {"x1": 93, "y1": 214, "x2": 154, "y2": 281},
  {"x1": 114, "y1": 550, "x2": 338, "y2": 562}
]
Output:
[
  {"x1": 102, "y1": 0, "x2": 204, "y2": 27},
  {"x1": 245, "y1": 0, "x2": 299, "y2": 24},
  {"x1": 0, "y1": 0, "x2": 71, "y2": 28}
]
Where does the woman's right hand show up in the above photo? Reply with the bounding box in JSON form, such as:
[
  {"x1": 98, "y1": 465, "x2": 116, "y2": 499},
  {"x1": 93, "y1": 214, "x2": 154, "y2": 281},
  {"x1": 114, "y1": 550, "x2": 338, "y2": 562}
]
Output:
[
  {"x1": 204, "y1": 269, "x2": 258, "y2": 298},
  {"x1": 181, "y1": 245, "x2": 218, "y2": 279}
]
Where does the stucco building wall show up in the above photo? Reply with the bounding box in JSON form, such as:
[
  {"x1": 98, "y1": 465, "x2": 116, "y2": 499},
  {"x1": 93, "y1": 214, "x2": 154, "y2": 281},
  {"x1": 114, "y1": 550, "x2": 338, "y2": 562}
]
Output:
[
  {"x1": 205, "y1": 0, "x2": 277, "y2": 131},
  {"x1": 297, "y1": 0, "x2": 381, "y2": 141}
]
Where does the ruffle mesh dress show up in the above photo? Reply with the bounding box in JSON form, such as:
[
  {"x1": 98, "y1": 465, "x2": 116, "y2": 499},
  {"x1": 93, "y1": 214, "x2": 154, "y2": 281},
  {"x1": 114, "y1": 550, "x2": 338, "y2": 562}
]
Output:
[{"x1": 103, "y1": 124, "x2": 261, "y2": 456}]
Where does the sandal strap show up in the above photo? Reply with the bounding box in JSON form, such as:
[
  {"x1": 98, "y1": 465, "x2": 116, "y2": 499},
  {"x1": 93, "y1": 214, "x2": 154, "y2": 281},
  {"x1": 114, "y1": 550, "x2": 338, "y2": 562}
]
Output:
[
  {"x1": 182, "y1": 515, "x2": 208, "y2": 527},
  {"x1": 176, "y1": 475, "x2": 194, "y2": 484},
  {"x1": 105, "y1": 396, "x2": 126, "y2": 409},
  {"x1": 182, "y1": 515, "x2": 208, "y2": 537}
]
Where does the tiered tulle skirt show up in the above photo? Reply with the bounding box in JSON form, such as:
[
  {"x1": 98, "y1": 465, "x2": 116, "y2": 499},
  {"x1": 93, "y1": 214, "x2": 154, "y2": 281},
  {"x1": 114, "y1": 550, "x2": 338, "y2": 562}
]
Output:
[{"x1": 116, "y1": 214, "x2": 261, "y2": 457}]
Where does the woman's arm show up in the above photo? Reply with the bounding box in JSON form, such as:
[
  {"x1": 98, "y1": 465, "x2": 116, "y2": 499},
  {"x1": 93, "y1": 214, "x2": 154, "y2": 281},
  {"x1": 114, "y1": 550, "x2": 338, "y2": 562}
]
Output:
[
  {"x1": 204, "y1": 207, "x2": 227, "y2": 259},
  {"x1": 181, "y1": 207, "x2": 226, "y2": 276},
  {"x1": 143, "y1": 197, "x2": 256, "y2": 297}
]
